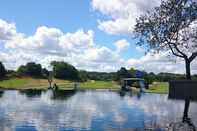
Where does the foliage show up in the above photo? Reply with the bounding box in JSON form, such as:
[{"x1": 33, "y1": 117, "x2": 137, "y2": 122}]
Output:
[
  {"x1": 116, "y1": 67, "x2": 131, "y2": 81},
  {"x1": 17, "y1": 62, "x2": 42, "y2": 77},
  {"x1": 85, "y1": 71, "x2": 116, "y2": 81},
  {"x1": 78, "y1": 70, "x2": 88, "y2": 82},
  {"x1": 0, "y1": 62, "x2": 6, "y2": 79},
  {"x1": 51, "y1": 61, "x2": 80, "y2": 81},
  {"x1": 135, "y1": 0, "x2": 197, "y2": 79},
  {"x1": 42, "y1": 68, "x2": 49, "y2": 78}
]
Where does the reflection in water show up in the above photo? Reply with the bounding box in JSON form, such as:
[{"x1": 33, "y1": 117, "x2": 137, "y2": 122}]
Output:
[
  {"x1": 167, "y1": 99, "x2": 196, "y2": 131},
  {"x1": 19, "y1": 89, "x2": 42, "y2": 98},
  {"x1": 0, "y1": 90, "x2": 196, "y2": 131},
  {"x1": 0, "y1": 90, "x2": 4, "y2": 98},
  {"x1": 168, "y1": 88, "x2": 197, "y2": 130},
  {"x1": 50, "y1": 89, "x2": 76, "y2": 100}
]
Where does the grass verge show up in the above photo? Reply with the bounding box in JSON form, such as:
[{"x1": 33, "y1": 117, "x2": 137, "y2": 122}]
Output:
[
  {"x1": 146, "y1": 82, "x2": 169, "y2": 94},
  {"x1": 0, "y1": 78, "x2": 120, "y2": 90}
]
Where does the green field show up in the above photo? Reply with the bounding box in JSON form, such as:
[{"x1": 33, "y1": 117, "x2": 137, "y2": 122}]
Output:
[
  {"x1": 0, "y1": 78, "x2": 72, "y2": 90},
  {"x1": 146, "y1": 82, "x2": 169, "y2": 94},
  {"x1": 0, "y1": 78, "x2": 169, "y2": 93},
  {"x1": 0, "y1": 78, "x2": 120, "y2": 90},
  {"x1": 80, "y1": 80, "x2": 119, "y2": 90}
]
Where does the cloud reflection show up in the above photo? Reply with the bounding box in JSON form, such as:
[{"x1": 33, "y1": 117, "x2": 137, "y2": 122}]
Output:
[{"x1": 0, "y1": 90, "x2": 196, "y2": 130}]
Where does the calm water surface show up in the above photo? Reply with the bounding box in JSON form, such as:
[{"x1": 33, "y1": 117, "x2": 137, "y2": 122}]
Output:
[{"x1": 0, "y1": 90, "x2": 196, "y2": 131}]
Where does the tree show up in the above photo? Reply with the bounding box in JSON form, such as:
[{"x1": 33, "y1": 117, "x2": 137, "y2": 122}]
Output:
[
  {"x1": 42, "y1": 68, "x2": 49, "y2": 77},
  {"x1": 51, "y1": 61, "x2": 79, "y2": 80},
  {"x1": 0, "y1": 62, "x2": 6, "y2": 79},
  {"x1": 116, "y1": 67, "x2": 131, "y2": 81},
  {"x1": 135, "y1": 0, "x2": 197, "y2": 80},
  {"x1": 129, "y1": 68, "x2": 136, "y2": 77},
  {"x1": 17, "y1": 62, "x2": 42, "y2": 77}
]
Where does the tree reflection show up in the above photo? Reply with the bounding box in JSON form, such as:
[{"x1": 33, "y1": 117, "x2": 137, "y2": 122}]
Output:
[
  {"x1": 182, "y1": 99, "x2": 196, "y2": 131},
  {"x1": 50, "y1": 89, "x2": 76, "y2": 100},
  {"x1": 168, "y1": 99, "x2": 196, "y2": 131},
  {"x1": 0, "y1": 90, "x2": 4, "y2": 98},
  {"x1": 19, "y1": 89, "x2": 42, "y2": 98}
]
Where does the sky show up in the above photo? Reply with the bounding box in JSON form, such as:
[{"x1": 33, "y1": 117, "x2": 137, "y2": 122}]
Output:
[{"x1": 0, "y1": 0, "x2": 196, "y2": 74}]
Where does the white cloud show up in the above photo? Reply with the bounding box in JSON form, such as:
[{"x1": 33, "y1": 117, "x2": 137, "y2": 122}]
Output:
[
  {"x1": 0, "y1": 19, "x2": 17, "y2": 40},
  {"x1": 135, "y1": 46, "x2": 145, "y2": 53},
  {"x1": 92, "y1": 0, "x2": 161, "y2": 35},
  {"x1": 0, "y1": 19, "x2": 125, "y2": 72},
  {"x1": 0, "y1": 19, "x2": 196, "y2": 74},
  {"x1": 126, "y1": 52, "x2": 197, "y2": 74},
  {"x1": 114, "y1": 39, "x2": 130, "y2": 52}
]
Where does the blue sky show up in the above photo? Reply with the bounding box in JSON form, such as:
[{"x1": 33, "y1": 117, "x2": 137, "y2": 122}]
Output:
[
  {"x1": 0, "y1": 0, "x2": 142, "y2": 59},
  {"x1": 0, "y1": 0, "x2": 196, "y2": 73}
]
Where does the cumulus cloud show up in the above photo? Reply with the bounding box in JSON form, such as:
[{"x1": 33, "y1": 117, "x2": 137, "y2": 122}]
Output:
[
  {"x1": 0, "y1": 19, "x2": 125, "y2": 72},
  {"x1": 0, "y1": 19, "x2": 17, "y2": 40},
  {"x1": 114, "y1": 39, "x2": 130, "y2": 52},
  {"x1": 127, "y1": 52, "x2": 197, "y2": 74},
  {"x1": 0, "y1": 19, "x2": 196, "y2": 74},
  {"x1": 92, "y1": 0, "x2": 161, "y2": 35}
]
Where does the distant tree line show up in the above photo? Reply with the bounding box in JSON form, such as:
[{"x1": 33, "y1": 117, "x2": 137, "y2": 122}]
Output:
[
  {"x1": 0, "y1": 61, "x2": 197, "y2": 83},
  {"x1": 115, "y1": 67, "x2": 195, "y2": 84}
]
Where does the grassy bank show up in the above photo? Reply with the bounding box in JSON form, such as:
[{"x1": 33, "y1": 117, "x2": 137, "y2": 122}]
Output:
[
  {"x1": 0, "y1": 77, "x2": 71, "y2": 90},
  {"x1": 80, "y1": 80, "x2": 119, "y2": 90},
  {"x1": 0, "y1": 78, "x2": 169, "y2": 93},
  {"x1": 146, "y1": 82, "x2": 169, "y2": 94},
  {"x1": 0, "y1": 77, "x2": 120, "y2": 90}
]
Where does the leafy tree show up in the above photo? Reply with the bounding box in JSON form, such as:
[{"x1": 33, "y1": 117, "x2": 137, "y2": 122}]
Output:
[
  {"x1": 79, "y1": 70, "x2": 88, "y2": 82},
  {"x1": 116, "y1": 67, "x2": 131, "y2": 81},
  {"x1": 17, "y1": 62, "x2": 42, "y2": 77},
  {"x1": 129, "y1": 68, "x2": 136, "y2": 77},
  {"x1": 17, "y1": 65, "x2": 27, "y2": 76},
  {"x1": 135, "y1": 0, "x2": 197, "y2": 80},
  {"x1": 51, "y1": 61, "x2": 79, "y2": 80},
  {"x1": 86, "y1": 71, "x2": 116, "y2": 81},
  {"x1": 42, "y1": 68, "x2": 49, "y2": 78},
  {"x1": 0, "y1": 62, "x2": 6, "y2": 79}
]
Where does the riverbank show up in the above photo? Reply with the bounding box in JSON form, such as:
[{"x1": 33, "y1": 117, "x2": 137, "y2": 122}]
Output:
[
  {"x1": 146, "y1": 82, "x2": 169, "y2": 94},
  {"x1": 0, "y1": 77, "x2": 169, "y2": 93},
  {"x1": 0, "y1": 77, "x2": 120, "y2": 90}
]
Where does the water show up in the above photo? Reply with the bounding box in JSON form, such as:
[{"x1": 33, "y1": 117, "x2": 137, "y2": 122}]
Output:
[{"x1": 0, "y1": 90, "x2": 196, "y2": 131}]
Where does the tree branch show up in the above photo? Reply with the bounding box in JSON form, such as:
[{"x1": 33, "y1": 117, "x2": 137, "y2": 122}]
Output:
[
  {"x1": 189, "y1": 52, "x2": 197, "y2": 62},
  {"x1": 168, "y1": 44, "x2": 185, "y2": 58}
]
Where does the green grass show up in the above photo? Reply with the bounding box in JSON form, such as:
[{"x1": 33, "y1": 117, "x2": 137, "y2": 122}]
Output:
[
  {"x1": 146, "y1": 82, "x2": 169, "y2": 94},
  {"x1": 80, "y1": 80, "x2": 120, "y2": 90},
  {"x1": 0, "y1": 78, "x2": 28, "y2": 89},
  {"x1": 0, "y1": 78, "x2": 120, "y2": 90},
  {"x1": 0, "y1": 77, "x2": 71, "y2": 90},
  {"x1": 0, "y1": 78, "x2": 168, "y2": 93}
]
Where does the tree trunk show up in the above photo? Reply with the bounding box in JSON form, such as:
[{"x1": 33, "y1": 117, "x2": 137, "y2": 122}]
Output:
[
  {"x1": 183, "y1": 58, "x2": 191, "y2": 122},
  {"x1": 185, "y1": 59, "x2": 191, "y2": 80}
]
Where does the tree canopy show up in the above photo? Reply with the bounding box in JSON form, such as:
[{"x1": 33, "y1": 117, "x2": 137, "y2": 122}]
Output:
[
  {"x1": 51, "y1": 61, "x2": 80, "y2": 80},
  {"x1": 135, "y1": 0, "x2": 197, "y2": 79},
  {"x1": 17, "y1": 62, "x2": 42, "y2": 77}
]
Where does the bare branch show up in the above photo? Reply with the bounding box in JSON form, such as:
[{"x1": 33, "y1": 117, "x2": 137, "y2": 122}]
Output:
[
  {"x1": 168, "y1": 44, "x2": 185, "y2": 58},
  {"x1": 189, "y1": 52, "x2": 197, "y2": 62}
]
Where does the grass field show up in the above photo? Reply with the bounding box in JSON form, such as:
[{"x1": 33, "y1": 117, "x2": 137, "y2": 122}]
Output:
[
  {"x1": 0, "y1": 77, "x2": 120, "y2": 90},
  {"x1": 0, "y1": 77, "x2": 72, "y2": 90},
  {"x1": 80, "y1": 80, "x2": 119, "y2": 90},
  {"x1": 146, "y1": 82, "x2": 169, "y2": 94},
  {"x1": 0, "y1": 77, "x2": 168, "y2": 93}
]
